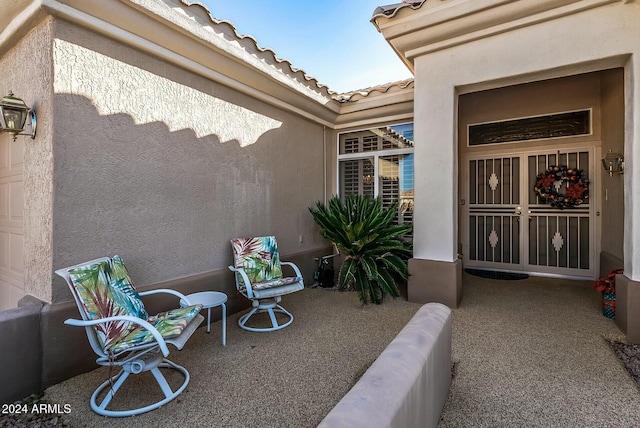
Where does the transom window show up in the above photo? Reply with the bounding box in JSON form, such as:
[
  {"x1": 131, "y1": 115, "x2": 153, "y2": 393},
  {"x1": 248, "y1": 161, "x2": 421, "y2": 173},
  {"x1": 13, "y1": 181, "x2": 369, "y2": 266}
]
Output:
[
  {"x1": 468, "y1": 109, "x2": 591, "y2": 146},
  {"x1": 338, "y1": 123, "x2": 414, "y2": 231}
]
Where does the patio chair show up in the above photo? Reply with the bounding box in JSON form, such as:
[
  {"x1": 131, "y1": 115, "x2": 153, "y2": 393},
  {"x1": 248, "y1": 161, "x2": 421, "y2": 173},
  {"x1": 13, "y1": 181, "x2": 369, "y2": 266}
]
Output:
[
  {"x1": 55, "y1": 255, "x2": 204, "y2": 417},
  {"x1": 229, "y1": 236, "x2": 304, "y2": 332}
]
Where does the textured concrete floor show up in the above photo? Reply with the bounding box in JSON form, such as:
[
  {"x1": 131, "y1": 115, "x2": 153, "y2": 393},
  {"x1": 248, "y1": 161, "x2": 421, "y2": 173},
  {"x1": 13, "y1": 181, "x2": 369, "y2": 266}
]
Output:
[
  {"x1": 43, "y1": 275, "x2": 640, "y2": 427},
  {"x1": 439, "y1": 274, "x2": 640, "y2": 427},
  {"x1": 43, "y1": 287, "x2": 422, "y2": 428}
]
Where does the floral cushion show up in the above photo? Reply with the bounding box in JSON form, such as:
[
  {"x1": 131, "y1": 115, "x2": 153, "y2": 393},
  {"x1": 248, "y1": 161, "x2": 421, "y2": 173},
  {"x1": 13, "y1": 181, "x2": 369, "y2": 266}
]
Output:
[
  {"x1": 68, "y1": 256, "x2": 148, "y2": 350},
  {"x1": 109, "y1": 305, "x2": 203, "y2": 353},
  {"x1": 231, "y1": 236, "x2": 284, "y2": 290},
  {"x1": 252, "y1": 276, "x2": 303, "y2": 290}
]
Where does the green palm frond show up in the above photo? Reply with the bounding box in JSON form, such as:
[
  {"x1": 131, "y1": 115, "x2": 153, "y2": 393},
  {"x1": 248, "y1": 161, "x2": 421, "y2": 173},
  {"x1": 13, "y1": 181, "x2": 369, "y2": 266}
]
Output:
[
  {"x1": 377, "y1": 268, "x2": 400, "y2": 298},
  {"x1": 378, "y1": 253, "x2": 409, "y2": 278},
  {"x1": 309, "y1": 195, "x2": 412, "y2": 304},
  {"x1": 339, "y1": 257, "x2": 358, "y2": 290}
]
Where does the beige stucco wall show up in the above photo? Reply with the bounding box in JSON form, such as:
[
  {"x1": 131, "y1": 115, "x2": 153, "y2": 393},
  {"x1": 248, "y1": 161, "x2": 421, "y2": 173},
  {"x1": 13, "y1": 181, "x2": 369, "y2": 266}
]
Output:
[
  {"x1": 458, "y1": 73, "x2": 603, "y2": 154},
  {"x1": 49, "y1": 19, "x2": 328, "y2": 303},
  {"x1": 0, "y1": 18, "x2": 54, "y2": 308},
  {"x1": 411, "y1": 1, "x2": 640, "y2": 280},
  {"x1": 600, "y1": 68, "x2": 625, "y2": 266}
]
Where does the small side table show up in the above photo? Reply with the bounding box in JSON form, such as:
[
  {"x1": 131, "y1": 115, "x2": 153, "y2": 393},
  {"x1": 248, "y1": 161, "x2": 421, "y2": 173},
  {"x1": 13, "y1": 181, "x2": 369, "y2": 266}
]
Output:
[{"x1": 180, "y1": 291, "x2": 227, "y2": 346}]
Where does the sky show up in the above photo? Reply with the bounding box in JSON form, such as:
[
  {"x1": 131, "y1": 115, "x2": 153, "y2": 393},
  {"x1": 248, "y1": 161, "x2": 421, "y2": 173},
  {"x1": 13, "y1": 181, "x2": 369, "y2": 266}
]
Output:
[{"x1": 194, "y1": 0, "x2": 413, "y2": 93}]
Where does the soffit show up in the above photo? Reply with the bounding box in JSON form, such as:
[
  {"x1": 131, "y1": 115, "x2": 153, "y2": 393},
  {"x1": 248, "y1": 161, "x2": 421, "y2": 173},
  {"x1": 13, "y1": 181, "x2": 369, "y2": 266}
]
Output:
[
  {"x1": 2, "y1": 0, "x2": 342, "y2": 125},
  {"x1": 371, "y1": 0, "x2": 621, "y2": 68},
  {"x1": 0, "y1": 0, "x2": 31, "y2": 33},
  {"x1": 0, "y1": 0, "x2": 49, "y2": 57},
  {"x1": 1, "y1": 0, "x2": 417, "y2": 128}
]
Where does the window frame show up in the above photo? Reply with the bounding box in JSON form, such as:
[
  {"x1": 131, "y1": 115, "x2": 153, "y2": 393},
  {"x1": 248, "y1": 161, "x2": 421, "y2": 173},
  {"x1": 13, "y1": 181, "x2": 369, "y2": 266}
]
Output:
[{"x1": 336, "y1": 122, "x2": 414, "y2": 199}]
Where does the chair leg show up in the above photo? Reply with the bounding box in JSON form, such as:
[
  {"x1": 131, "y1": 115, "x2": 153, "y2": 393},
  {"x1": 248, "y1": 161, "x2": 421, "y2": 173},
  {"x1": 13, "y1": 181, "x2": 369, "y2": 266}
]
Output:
[
  {"x1": 267, "y1": 307, "x2": 279, "y2": 327},
  {"x1": 90, "y1": 352, "x2": 190, "y2": 417},
  {"x1": 150, "y1": 366, "x2": 175, "y2": 399},
  {"x1": 238, "y1": 299, "x2": 294, "y2": 332},
  {"x1": 93, "y1": 369, "x2": 130, "y2": 412}
]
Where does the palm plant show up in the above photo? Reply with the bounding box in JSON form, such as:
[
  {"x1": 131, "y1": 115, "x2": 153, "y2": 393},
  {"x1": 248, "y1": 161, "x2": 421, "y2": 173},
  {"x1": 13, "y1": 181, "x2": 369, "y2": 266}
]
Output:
[{"x1": 309, "y1": 195, "x2": 412, "y2": 304}]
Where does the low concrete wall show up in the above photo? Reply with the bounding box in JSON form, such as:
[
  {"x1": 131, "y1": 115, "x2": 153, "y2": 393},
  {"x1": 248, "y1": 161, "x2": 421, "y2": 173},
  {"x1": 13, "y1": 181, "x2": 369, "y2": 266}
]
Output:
[
  {"x1": 0, "y1": 246, "x2": 331, "y2": 404},
  {"x1": 318, "y1": 302, "x2": 452, "y2": 428},
  {"x1": 615, "y1": 274, "x2": 640, "y2": 344},
  {"x1": 0, "y1": 303, "x2": 44, "y2": 404}
]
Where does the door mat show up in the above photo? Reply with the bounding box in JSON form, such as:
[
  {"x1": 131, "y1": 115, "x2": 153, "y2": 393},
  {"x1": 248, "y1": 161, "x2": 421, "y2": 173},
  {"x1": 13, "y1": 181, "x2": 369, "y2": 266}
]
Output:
[
  {"x1": 606, "y1": 339, "x2": 640, "y2": 386},
  {"x1": 465, "y1": 269, "x2": 529, "y2": 280}
]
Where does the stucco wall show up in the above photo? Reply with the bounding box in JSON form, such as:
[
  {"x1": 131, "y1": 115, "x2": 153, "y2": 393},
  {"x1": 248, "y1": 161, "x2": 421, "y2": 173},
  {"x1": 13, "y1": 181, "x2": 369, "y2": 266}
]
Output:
[
  {"x1": 458, "y1": 72, "x2": 603, "y2": 154},
  {"x1": 600, "y1": 68, "x2": 625, "y2": 266},
  {"x1": 50, "y1": 20, "x2": 327, "y2": 303},
  {"x1": 0, "y1": 18, "x2": 54, "y2": 308}
]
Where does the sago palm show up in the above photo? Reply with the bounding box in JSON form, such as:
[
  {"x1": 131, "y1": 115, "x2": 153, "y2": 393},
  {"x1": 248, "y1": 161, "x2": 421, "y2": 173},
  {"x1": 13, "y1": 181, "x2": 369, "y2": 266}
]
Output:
[{"x1": 309, "y1": 195, "x2": 412, "y2": 304}]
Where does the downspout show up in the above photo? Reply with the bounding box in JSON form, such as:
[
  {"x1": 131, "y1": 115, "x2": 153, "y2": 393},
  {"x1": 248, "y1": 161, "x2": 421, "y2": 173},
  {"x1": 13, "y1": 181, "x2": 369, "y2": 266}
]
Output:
[{"x1": 323, "y1": 125, "x2": 327, "y2": 204}]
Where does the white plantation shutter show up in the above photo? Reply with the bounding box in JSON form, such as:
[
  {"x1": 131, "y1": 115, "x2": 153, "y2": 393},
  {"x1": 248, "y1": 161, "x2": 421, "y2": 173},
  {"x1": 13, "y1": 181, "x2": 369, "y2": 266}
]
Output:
[
  {"x1": 362, "y1": 135, "x2": 378, "y2": 152},
  {"x1": 338, "y1": 124, "x2": 414, "y2": 236},
  {"x1": 343, "y1": 137, "x2": 359, "y2": 154}
]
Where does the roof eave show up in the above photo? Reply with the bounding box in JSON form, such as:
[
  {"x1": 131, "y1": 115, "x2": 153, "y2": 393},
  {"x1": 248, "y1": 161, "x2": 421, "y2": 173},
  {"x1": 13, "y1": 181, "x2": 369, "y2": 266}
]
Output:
[
  {"x1": 2, "y1": 0, "x2": 342, "y2": 125},
  {"x1": 334, "y1": 81, "x2": 414, "y2": 130},
  {"x1": 371, "y1": 0, "x2": 622, "y2": 64}
]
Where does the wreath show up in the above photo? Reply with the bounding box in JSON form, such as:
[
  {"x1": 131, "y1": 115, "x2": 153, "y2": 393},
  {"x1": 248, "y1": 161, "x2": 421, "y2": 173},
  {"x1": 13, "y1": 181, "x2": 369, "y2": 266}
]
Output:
[{"x1": 533, "y1": 165, "x2": 589, "y2": 209}]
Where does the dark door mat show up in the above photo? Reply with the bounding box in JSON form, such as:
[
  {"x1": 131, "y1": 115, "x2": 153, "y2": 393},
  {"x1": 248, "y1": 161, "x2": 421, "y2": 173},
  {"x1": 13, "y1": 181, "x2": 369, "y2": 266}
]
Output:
[
  {"x1": 607, "y1": 339, "x2": 640, "y2": 386},
  {"x1": 465, "y1": 269, "x2": 529, "y2": 280}
]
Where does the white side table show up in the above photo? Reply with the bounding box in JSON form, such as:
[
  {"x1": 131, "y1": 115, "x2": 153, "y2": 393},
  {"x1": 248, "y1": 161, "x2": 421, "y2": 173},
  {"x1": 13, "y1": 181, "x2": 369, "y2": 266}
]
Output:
[{"x1": 180, "y1": 291, "x2": 227, "y2": 346}]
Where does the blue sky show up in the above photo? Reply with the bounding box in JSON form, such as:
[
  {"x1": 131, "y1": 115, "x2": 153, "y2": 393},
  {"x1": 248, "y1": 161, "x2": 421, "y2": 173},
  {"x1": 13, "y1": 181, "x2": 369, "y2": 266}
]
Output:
[{"x1": 195, "y1": 0, "x2": 413, "y2": 93}]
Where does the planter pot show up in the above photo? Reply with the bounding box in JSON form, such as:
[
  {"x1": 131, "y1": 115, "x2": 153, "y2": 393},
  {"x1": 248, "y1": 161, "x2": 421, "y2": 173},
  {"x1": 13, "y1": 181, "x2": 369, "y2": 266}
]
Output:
[{"x1": 602, "y1": 292, "x2": 616, "y2": 319}]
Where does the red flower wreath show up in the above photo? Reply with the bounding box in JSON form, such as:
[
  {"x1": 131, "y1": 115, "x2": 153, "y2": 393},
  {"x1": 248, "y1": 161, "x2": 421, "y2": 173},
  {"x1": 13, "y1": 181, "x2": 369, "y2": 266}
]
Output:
[{"x1": 533, "y1": 165, "x2": 589, "y2": 209}]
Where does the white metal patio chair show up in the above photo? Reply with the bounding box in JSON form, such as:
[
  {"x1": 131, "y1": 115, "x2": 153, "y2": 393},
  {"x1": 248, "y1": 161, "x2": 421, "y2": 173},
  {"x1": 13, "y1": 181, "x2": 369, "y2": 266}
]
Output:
[
  {"x1": 228, "y1": 236, "x2": 304, "y2": 332},
  {"x1": 55, "y1": 255, "x2": 204, "y2": 417}
]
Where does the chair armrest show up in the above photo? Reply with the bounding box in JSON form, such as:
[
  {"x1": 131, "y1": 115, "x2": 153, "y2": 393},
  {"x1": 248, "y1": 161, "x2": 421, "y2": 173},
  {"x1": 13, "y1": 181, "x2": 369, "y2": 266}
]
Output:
[
  {"x1": 228, "y1": 265, "x2": 254, "y2": 299},
  {"x1": 65, "y1": 315, "x2": 170, "y2": 356},
  {"x1": 281, "y1": 261, "x2": 303, "y2": 282},
  {"x1": 139, "y1": 288, "x2": 190, "y2": 303}
]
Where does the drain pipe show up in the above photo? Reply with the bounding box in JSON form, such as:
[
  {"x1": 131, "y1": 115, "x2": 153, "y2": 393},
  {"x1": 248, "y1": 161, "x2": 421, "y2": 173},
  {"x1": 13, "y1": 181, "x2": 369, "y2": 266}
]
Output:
[{"x1": 323, "y1": 125, "x2": 327, "y2": 204}]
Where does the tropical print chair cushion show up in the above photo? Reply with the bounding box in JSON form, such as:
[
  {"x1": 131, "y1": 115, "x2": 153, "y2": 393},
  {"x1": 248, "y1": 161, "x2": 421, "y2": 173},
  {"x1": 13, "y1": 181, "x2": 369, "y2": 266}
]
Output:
[
  {"x1": 109, "y1": 305, "x2": 203, "y2": 353},
  {"x1": 231, "y1": 236, "x2": 285, "y2": 290},
  {"x1": 252, "y1": 276, "x2": 303, "y2": 290},
  {"x1": 68, "y1": 255, "x2": 148, "y2": 350}
]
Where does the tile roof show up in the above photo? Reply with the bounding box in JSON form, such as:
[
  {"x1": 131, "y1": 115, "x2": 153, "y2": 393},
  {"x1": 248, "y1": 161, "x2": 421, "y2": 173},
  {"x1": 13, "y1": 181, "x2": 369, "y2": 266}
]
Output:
[
  {"x1": 371, "y1": 125, "x2": 414, "y2": 148},
  {"x1": 334, "y1": 78, "x2": 414, "y2": 103},
  {"x1": 180, "y1": 1, "x2": 337, "y2": 99},
  {"x1": 180, "y1": 1, "x2": 414, "y2": 103},
  {"x1": 371, "y1": 1, "x2": 427, "y2": 20}
]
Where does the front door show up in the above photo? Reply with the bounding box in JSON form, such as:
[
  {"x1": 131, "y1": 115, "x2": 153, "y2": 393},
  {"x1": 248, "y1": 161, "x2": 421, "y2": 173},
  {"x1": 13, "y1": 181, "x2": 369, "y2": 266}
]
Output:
[{"x1": 464, "y1": 148, "x2": 596, "y2": 278}]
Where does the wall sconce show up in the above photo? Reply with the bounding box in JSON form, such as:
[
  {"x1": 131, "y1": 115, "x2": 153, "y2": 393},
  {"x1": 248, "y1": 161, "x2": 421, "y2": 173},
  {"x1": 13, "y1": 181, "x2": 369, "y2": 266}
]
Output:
[
  {"x1": 363, "y1": 174, "x2": 374, "y2": 185},
  {"x1": 601, "y1": 150, "x2": 624, "y2": 176},
  {"x1": 0, "y1": 91, "x2": 37, "y2": 141}
]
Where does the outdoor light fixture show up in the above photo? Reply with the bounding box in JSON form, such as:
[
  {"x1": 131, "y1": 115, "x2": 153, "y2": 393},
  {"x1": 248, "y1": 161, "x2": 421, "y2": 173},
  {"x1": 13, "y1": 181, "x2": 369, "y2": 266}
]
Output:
[
  {"x1": 0, "y1": 91, "x2": 37, "y2": 141},
  {"x1": 601, "y1": 149, "x2": 624, "y2": 176},
  {"x1": 363, "y1": 173, "x2": 374, "y2": 185}
]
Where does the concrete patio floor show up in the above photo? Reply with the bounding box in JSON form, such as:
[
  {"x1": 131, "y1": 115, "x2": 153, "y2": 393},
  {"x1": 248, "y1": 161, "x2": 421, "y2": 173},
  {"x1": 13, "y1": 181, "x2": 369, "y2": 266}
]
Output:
[
  {"x1": 40, "y1": 273, "x2": 640, "y2": 427},
  {"x1": 440, "y1": 273, "x2": 640, "y2": 427}
]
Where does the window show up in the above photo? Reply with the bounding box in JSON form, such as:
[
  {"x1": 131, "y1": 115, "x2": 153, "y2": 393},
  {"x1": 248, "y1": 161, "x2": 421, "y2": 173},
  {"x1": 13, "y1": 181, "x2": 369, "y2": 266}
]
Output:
[
  {"x1": 468, "y1": 110, "x2": 591, "y2": 146},
  {"x1": 338, "y1": 123, "x2": 414, "y2": 231}
]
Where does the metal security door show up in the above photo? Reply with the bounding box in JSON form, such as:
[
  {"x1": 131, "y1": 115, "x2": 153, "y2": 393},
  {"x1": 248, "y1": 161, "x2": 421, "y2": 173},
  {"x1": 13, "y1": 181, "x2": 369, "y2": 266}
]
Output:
[
  {"x1": 464, "y1": 149, "x2": 595, "y2": 278},
  {"x1": 525, "y1": 150, "x2": 594, "y2": 278},
  {"x1": 465, "y1": 156, "x2": 523, "y2": 271}
]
